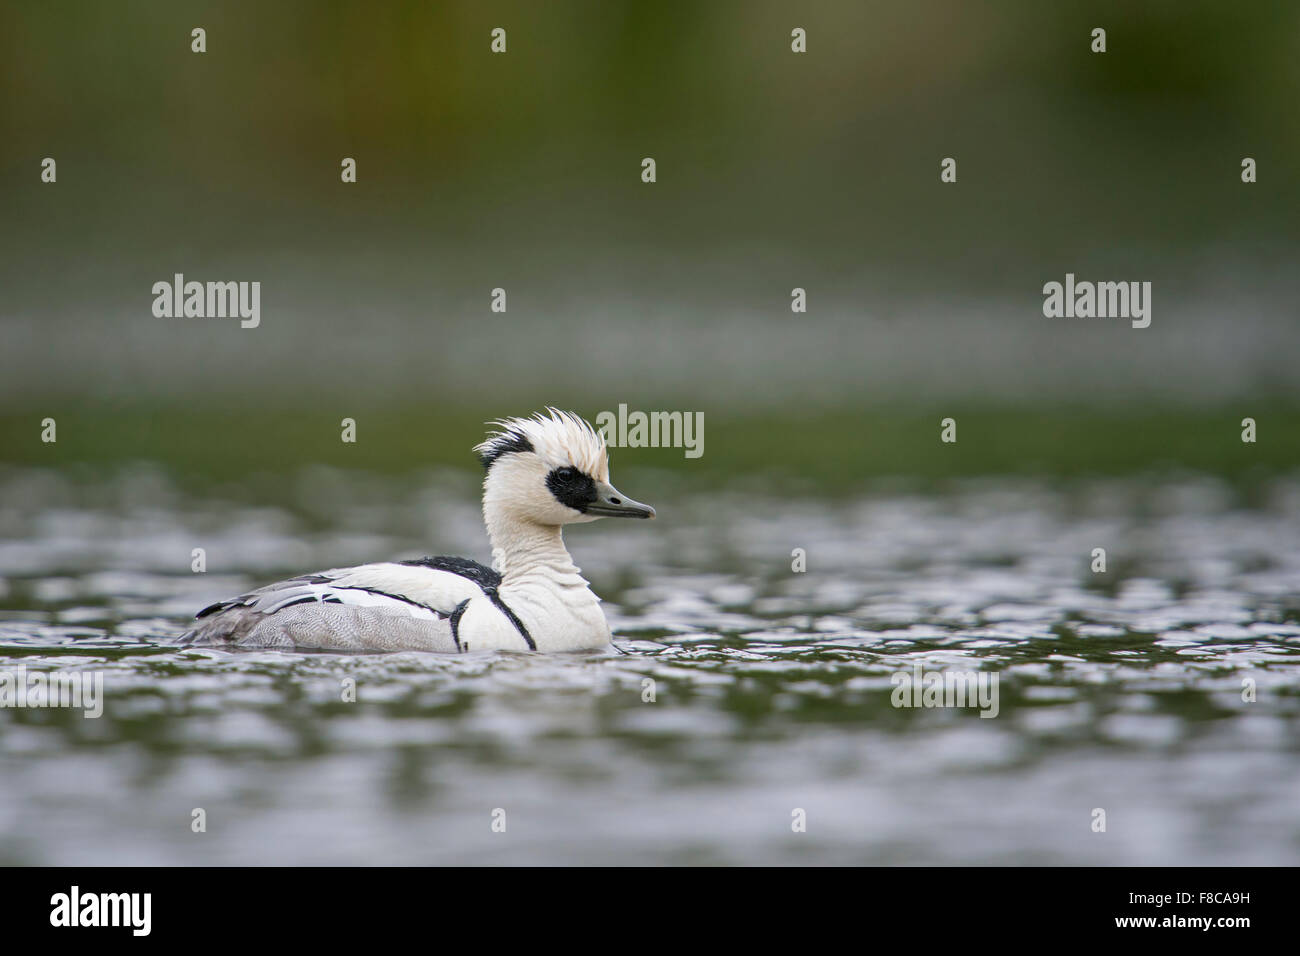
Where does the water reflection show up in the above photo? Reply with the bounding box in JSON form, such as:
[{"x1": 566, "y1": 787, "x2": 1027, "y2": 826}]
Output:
[{"x1": 0, "y1": 465, "x2": 1297, "y2": 864}]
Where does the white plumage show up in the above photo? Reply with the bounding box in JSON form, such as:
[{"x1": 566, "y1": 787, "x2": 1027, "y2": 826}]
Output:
[{"x1": 181, "y1": 409, "x2": 656, "y2": 652}]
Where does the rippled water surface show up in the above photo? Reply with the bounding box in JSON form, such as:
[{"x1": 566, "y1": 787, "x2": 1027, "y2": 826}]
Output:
[{"x1": 1, "y1": 464, "x2": 1298, "y2": 865}]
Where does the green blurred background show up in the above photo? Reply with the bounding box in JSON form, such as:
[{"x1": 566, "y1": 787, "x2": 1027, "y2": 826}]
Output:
[{"x1": 2, "y1": 0, "x2": 1298, "y2": 482}]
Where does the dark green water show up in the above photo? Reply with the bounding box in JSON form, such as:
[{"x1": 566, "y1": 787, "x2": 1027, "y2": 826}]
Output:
[{"x1": 1, "y1": 463, "x2": 1297, "y2": 864}]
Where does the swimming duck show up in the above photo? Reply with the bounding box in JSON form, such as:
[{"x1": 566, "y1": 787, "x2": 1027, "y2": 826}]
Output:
[{"x1": 181, "y1": 409, "x2": 655, "y2": 652}]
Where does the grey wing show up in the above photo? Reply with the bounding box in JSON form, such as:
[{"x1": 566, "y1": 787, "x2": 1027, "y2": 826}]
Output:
[{"x1": 179, "y1": 563, "x2": 481, "y2": 652}]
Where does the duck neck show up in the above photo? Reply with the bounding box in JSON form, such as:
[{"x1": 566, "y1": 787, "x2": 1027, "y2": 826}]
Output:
[{"x1": 485, "y1": 509, "x2": 582, "y2": 585}]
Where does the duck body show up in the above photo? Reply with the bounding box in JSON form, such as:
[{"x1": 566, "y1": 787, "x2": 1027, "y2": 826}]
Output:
[
  {"x1": 184, "y1": 555, "x2": 610, "y2": 652},
  {"x1": 181, "y1": 410, "x2": 654, "y2": 653}
]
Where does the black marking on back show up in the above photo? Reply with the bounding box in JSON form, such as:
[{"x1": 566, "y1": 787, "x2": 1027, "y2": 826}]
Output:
[
  {"x1": 545, "y1": 466, "x2": 598, "y2": 513},
  {"x1": 478, "y1": 430, "x2": 534, "y2": 469},
  {"x1": 400, "y1": 555, "x2": 502, "y2": 590}
]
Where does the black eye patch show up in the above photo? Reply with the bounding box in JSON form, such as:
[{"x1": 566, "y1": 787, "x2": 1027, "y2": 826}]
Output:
[{"x1": 546, "y1": 467, "x2": 597, "y2": 512}]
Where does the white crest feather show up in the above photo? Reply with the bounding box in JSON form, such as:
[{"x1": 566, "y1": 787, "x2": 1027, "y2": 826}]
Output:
[{"x1": 475, "y1": 408, "x2": 609, "y2": 481}]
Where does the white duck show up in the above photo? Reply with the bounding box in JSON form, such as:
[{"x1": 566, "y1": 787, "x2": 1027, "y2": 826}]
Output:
[{"x1": 181, "y1": 409, "x2": 655, "y2": 652}]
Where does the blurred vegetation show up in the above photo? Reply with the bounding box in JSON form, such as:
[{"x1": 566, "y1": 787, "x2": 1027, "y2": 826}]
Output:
[
  {"x1": 3, "y1": 0, "x2": 1297, "y2": 282},
  {"x1": 1, "y1": 1, "x2": 1298, "y2": 458},
  {"x1": 2, "y1": 402, "x2": 1296, "y2": 489}
]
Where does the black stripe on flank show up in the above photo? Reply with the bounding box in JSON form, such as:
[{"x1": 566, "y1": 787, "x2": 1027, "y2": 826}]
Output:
[
  {"x1": 297, "y1": 586, "x2": 451, "y2": 619},
  {"x1": 274, "y1": 596, "x2": 319, "y2": 611},
  {"x1": 487, "y1": 593, "x2": 536, "y2": 651},
  {"x1": 354, "y1": 587, "x2": 451, "y2": 618},
  {"x1": 449, "y1": 598, "x2": 470, "y2": 653}
]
